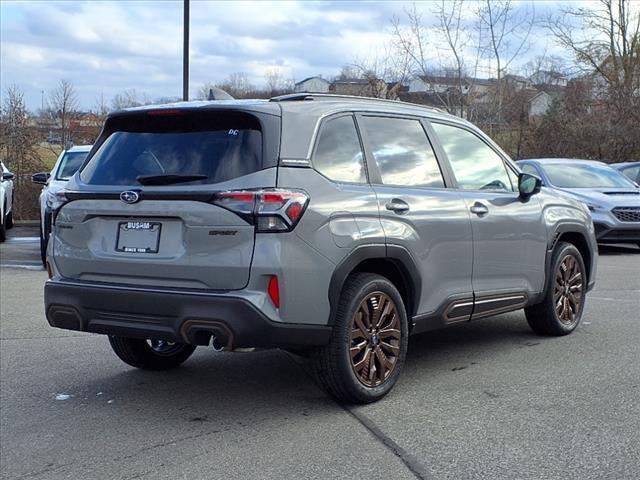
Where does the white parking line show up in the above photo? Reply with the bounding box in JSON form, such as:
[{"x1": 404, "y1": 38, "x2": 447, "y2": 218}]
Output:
[
  {"x1": 0, "y1": 264, "x2": 44, "y2": 271},
  {"x1": 5, "y1": 237, "x2": 39, "y2": 243}
]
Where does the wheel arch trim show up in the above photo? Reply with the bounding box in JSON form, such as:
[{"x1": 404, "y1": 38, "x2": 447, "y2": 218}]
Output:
[{"x1": 328, "y1": 244, "x2": 422, "y2": 325}]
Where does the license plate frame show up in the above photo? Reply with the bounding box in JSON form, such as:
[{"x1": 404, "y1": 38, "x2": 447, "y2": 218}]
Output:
[{"x1": 115, "y1": 221, "x2": 162, "y2": 254}]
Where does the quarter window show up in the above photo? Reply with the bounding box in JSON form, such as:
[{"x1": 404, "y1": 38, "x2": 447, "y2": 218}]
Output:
[
  {"x1": 313, "y1": 115, "x2": 366, "y2": 183},
  {"x1": 432, "y1": 123, "x2": 512, "y2": 191},
  {"x1": 360, "y1": 117, "x2": 445, "y2": 188}
]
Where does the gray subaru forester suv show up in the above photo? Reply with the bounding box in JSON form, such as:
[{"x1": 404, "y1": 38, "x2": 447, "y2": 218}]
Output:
[{"x1": 44, "y1": 94, "x2": 597, "y2": 403}]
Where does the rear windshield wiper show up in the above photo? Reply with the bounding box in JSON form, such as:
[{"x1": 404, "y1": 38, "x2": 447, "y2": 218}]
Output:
[{"x1": 136, "y1": 174, "x2": 208, "y2": 186}]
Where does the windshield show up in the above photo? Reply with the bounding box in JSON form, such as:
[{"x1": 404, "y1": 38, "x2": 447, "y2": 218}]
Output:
[
  {"x1": 80, "y1": 112, "x2": 262, "y2": 186},
  {"x1": 56, "y1": 151, "x2": 90, "y2": 180},
  {"x1": 542, "y1": 163, "x2": 637, "y2": 189}
]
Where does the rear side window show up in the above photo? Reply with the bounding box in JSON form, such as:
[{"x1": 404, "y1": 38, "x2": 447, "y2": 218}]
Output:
[
  {"x1": 432, "y1": 123, "x2": 513, "y2": 191},
  {"x1": 56, "y1": 151, "x2": 89, "y2": 180},
  {"x1": 313, "y1": 115, "x2": 366, "y2": 183},
  {"x1": 81, "y1": 111, "x2": 262, "y2": 186},
  {"x1": 360, "y1": 116, "x2": 444, "y2": 188}
]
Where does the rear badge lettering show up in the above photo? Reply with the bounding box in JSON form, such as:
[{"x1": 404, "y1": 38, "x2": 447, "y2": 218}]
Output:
[{"x1": 209, "y1": 230, "x2": 238, "y2": 236}]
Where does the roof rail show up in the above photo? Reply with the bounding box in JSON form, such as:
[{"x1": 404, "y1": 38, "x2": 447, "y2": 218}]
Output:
[{"x1": 270, "y1": 93, "x2": 443, "y2": 112}]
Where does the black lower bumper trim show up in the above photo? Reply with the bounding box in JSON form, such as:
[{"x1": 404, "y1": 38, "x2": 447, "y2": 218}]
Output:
[
  {"x1": 45, "y1": 280, "x2": 331, "y2": 349},
  {"x1": 593, "y1": 224, "x2": 640, "y2": 243}
]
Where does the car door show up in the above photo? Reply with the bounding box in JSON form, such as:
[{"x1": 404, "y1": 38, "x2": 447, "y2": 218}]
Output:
[
  {"x1": 356, "y1": 113, "x2": 474, "y2": 329},
  {"x1": 430, "y1": 122, "x2": 547, "y2": 318}
]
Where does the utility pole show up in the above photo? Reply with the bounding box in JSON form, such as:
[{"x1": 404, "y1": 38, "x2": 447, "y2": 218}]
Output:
[{"x1": 183, "y1": 0, "x2": 190, "y2": 101}]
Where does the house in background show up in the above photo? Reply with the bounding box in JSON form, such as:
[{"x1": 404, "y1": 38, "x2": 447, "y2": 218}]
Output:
[
  {"x1": 294, "y1": 76, "x2": 330, "y2": 93},
  {"x1": 528, "y1": 85, "x2": 566, "y2": 121},
  {"x1": 408, "y1": 75, "x2": 472, "y2": 95},
  {"x1": 330, "y1": 78, "x2": 388, "y2": 98}
]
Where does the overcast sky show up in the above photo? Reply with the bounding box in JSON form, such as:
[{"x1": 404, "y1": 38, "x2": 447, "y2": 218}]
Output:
[{"x1": 0, "y1": 0, "x2": 603, "y2": 111}]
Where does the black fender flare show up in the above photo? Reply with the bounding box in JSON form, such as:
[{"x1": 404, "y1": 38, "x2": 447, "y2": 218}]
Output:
[
  {"x1": 539, "y1": 222, "x2": 595, "y2": 302},
  {"x1": 327, "y1": 244, "x2": 422, "y2": 325}
]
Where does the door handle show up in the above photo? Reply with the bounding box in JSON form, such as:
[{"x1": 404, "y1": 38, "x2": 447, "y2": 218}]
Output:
[
  {"x1": 470, "y1": 202, "x2": 489, "y2": 216},
  {"x1": 385, "y1": 199, "x2": 410, "y2": 214}
]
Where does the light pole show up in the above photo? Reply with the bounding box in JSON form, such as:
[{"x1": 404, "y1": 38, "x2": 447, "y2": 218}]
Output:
[{"x1": 183, "y1": 0, "x2": 190, "y2": 101}]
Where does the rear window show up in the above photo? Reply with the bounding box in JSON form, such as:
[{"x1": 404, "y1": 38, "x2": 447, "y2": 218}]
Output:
[
  {"x1": 56, "y1": 151, "x2": 89, "y2": 180},
  {"x1": 80, "y1": 111, "x2": 262, "y2": 186}
]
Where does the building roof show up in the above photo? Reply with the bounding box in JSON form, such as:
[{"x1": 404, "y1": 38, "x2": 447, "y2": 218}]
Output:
[{"x1": 295, "y1": 76, "x2": 330, "y2": 86}]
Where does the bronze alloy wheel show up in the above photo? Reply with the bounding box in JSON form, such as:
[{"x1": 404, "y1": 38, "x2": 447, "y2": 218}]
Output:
[
  {"x1": 553, "y1": 254, "x2": 583, "y2": 325},
  {"x1": 350, "y1": 292, "x2": 402, "y2": 387}
]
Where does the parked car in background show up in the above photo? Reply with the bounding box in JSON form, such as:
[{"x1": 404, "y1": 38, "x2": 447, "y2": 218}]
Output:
[
  {"x1": 43, "y1": 95, "x2": 597, "y2": 403},
  {"x1": 518, "y1": 159, "x2": 640, "y2": 247},
  {"x1": 0, "y1": 161, "x2": 15, "y2": 242},
  {"x1": 612, "y1": 161, "x2": 640, "y2": 185},
  {"x1": 31, "y1": 145, "x2": 92, "y2": 263}
]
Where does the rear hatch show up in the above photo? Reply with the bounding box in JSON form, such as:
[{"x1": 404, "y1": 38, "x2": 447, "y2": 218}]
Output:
[{"x1": 52, "y1": 107, "x2": 280, "y2": 290}]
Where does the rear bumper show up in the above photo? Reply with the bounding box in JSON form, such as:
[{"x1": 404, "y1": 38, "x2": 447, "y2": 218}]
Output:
[{"x1": 44, "y1": 280, "x2": 331, "y2": 349}]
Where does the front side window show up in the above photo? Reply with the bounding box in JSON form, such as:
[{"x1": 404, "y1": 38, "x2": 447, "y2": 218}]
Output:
[
  {"x1": 432, "y1": 123, "x2": 512, "y2": 191},
  {"x1": 313, "y1": 115, "x2": 366, "y2": 183},
  {"x1": 360, "y1": 116, "x2": 445, "y2": 188}
]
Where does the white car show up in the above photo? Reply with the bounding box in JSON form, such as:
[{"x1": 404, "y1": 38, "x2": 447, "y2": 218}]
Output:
[
  {"x1": 32, "y1": 145, "x2": 92, "y2": 263},
  {"x1": 0, "y1": 161, "x2": 15, "y2": 242}
]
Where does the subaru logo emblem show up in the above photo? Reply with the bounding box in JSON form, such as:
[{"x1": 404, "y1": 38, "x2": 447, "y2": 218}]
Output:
[{"x1": 120, "y1": 191, "x2": 139, "y2": 204}]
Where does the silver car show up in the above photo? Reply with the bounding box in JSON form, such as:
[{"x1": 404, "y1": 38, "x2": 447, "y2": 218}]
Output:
[
  {"x1": 44, "y1": 95, "x2": 597, "y2": 403},
  {"x1": 518, "y1": 159, "x2": 640, "y2": 247},
  {"x1": 612, "y1": 161, "x2": 640, "y2": 185},
  {"x1": 32, "y1": 145, "x2": 92, "y2": 264}
]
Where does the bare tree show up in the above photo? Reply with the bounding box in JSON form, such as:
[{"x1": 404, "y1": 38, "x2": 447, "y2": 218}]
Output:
[
  {"x1": 0, "y1": 86, "x2": 46, "y2": 219},
  {"x1": 433, "y1": 0, "x2": 482, "y2": 117},
  {"x1": 391, "y1": 2, "x2": 482, "y2": 116},
  {"x1": 219, "y1": 72, "x2": 255, "y2": 98},
  {"x1": 264, "y1": 68, "x2": 292, "y2": 95},
  {"x1": 476, "y1": 0, "x2": 535, "y2": 126},
  {"x1": 347, "y1": 45, "x2": 412, "y2": 99},
  {"x1": 93, "y1": 91, "x2": 110, "y2": 118},
  {"x1": 111, "y1": 89, "x2": 150, "y2": 111},
  {"x1": 521, "y1": 55, "x2": 570, "y2": 85},
  {"x1": 48, "y1": 79, "x2": 79, "y2": 148},
  {"x1": 546, "y1": 0, "x2": 640, "y2": 160}
]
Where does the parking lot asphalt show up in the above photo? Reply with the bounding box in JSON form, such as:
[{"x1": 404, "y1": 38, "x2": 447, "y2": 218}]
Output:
[{"x1": 1, "y1": 226, "x2": 639, "y2": 480}]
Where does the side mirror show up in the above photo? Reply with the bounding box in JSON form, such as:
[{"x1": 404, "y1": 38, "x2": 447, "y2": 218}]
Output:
[
  {"x1": 1, "y1": 172, "x2": 14, "y2": 181},
  {"x1": 518, "y1": 172, "x2": 542, "y2": 198},
  {"x1": 31, "y1": 172, "x2": 51, "y2": 185}
]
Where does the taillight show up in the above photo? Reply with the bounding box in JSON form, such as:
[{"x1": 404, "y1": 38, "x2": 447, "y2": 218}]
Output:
[{"x1": 212, "y1": 189, "x2": 309, "y2": 232}]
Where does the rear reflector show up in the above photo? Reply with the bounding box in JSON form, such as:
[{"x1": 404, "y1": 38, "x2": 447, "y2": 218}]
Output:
[{"x1": 268, "y1": 276, "x2": 280, "y2": 308}]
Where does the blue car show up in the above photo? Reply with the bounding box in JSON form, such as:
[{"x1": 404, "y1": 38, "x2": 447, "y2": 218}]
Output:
[{"x1": 517, "y1": 159, "x2": 640, "y2": 247}]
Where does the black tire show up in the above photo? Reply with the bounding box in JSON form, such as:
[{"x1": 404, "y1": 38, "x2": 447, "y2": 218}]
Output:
[
  {"x1": 108, "y1": 336, "x2": 196, "y2": 370},
  {"x1": 525, "y1": 242, "x2": 587, "y2": 336},
  {"x1": 310, "y1": 273, "x2": 408, "y2": 404},
  {"x1": 5, "y1": 211, "x2": 13, "y2": 229}
]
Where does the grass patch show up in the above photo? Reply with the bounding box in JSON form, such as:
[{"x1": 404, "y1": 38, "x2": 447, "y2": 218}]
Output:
[{"x1": 34, "y1": 143, "x2": 62, "y2": 169}]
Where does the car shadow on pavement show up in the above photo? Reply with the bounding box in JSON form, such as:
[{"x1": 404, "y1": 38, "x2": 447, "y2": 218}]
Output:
[{"x1": 60, "y1": 314, "x2": 539, "y2": 415}]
